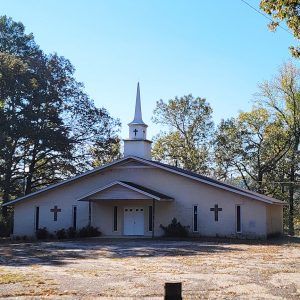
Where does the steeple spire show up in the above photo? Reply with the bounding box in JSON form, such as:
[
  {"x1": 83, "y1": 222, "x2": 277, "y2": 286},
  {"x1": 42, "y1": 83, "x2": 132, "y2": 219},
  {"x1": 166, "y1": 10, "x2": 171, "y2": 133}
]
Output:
[
  {"x1": 123, "y1": 83, "x2": 152, "y2": 159},
  {"x1": 129, "y1": 82, "x2": 146, "y2": 125}
]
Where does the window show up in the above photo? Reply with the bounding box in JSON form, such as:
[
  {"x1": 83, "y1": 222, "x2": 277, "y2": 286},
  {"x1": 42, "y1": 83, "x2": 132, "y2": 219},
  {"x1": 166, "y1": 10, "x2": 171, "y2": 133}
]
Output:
[
  {"x1": 72, "y1": 206, "x2": 77, "y2": 229},
  {"x1": 148, "y1": 206, "x2": 153, "y2": 232},
  {"x1": 88, "y1": 201, "x2": 92, "y2": 226},
  {"x1": 35, "y1": 206, "x2": 39, "y2": 231},
  {"x1": 236, "y1": 205, "x2": 241, "y2": 233},
  {"x1": 113, "y1": 206, "x2": 118, "y2": 231},
  {"x1": 193, "y1": 205, "x2": 198, "y2": 232}
]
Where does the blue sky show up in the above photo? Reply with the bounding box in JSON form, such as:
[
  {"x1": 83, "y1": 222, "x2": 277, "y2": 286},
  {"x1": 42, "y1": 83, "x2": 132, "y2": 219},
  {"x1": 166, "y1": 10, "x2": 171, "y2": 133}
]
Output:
[{"x1": 1, "y1": 0, "x2": 298, "y2": 138}]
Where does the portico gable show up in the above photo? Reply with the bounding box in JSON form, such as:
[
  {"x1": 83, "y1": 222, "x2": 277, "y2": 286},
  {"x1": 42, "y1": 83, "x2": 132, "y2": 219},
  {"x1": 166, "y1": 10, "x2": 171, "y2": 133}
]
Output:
[{"x1": 77, "y1": 181, "x2": 174, "y2": 202}]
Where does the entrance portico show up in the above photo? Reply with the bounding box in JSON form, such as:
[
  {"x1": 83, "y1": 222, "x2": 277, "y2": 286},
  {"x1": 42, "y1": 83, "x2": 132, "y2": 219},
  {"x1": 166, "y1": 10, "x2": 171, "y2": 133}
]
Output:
[{"x1": 78, "y1": 181, "x2": 173, "y2": 237}]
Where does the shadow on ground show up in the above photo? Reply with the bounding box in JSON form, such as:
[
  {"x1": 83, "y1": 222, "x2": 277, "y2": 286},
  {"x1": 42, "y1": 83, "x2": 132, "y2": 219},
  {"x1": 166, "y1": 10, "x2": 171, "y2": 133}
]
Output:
[
  {"x1": 0, "y1": 236, "x2": 298, "y2": 267},
  {"x1": 0, "y1": 239, "x2": 244, "y2": 267}
]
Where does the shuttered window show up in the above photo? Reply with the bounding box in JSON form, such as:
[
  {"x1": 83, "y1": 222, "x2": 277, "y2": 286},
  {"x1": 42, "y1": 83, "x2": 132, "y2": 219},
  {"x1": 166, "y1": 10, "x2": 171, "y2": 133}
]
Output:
[
  {"x1": 148, "y1": 206, "x2": 153, "y2": 232},
  {"x1": 113, "y1": 206, "x2": 118, "y2": 231},
  {"x1": 73, "y1": 206, "x2": 77, "y2": 229},
  {"x1": 35, "y1": 206, "x2": 39, "y2": 231},
  {"x1": 236, "y1": 205, "x2": 241, "y2": 233},
  {"x1": 193, "y1": 205, "x2": 198, "y2": 232}
]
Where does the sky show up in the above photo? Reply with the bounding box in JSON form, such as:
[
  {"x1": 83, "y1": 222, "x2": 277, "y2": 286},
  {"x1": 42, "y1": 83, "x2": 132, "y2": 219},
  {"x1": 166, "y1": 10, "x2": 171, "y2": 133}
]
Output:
[{"x1": 1, "y1": 0, "x2": 299, "y2": 139}]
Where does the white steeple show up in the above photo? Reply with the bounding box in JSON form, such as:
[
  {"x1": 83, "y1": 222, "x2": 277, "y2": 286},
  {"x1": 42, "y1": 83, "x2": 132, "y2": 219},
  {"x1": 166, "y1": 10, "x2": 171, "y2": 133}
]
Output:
[
  {"x1": 129, "y1": 82, "x2": 146, "y2": 125},
  {"x1": 123, "y1": 83, "x2": 152, "y2": 159}
]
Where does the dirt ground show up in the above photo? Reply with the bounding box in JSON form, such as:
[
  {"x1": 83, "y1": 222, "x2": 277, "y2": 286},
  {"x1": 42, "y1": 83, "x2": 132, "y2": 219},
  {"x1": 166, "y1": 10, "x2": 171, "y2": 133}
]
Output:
[{"x1": 0, "y1": 238, "x2": 299, "y2": 299}]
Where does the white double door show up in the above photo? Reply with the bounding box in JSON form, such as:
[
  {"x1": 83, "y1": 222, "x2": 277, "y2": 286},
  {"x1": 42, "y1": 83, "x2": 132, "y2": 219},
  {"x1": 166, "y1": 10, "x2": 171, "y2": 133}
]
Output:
[{"x1": 124, "y1": 207, "x2": 144, "y2": 235}]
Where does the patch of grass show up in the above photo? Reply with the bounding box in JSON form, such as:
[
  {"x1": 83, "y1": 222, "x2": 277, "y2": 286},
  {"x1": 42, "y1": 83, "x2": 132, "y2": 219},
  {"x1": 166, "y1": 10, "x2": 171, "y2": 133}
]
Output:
[
  {"x1": 76, "y1": 269, "x2": 100, "y2": 277},
  {"x1": 2, "y1": 287, "x2": 78, "y2": 298},
  {"x1": 0, "y1": 272, "x2": 27, "y2": 284},
  {"x1": 66, "y1": 267, "x2": 115, "y2": 277},
  {"x1": 261, "y1": 268, "x2": 297, "y2": 277}
]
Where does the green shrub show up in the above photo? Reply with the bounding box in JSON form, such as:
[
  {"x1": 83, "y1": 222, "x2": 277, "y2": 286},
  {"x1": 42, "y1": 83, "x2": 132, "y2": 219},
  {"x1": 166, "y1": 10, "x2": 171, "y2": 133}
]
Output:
[
  {"x1": 160, "y1": 218, "x2": 189, "y2": 237},
  {"x1": 78, "y1": 225, "x2": 101, "y2": 237},
  {"x1": 267, "y1": 232, "x2": 283, "y2": 239},
  {"x1": 56, "y1": 228, "x2": 67, "y2": 240},
  {"x1": 36, "y1": 227, "x2": 49, "y2": 240},
  {"x1": 48, "y1": 233, "x2": 55, "y2": 239},
  {"x1": 14, "y1": 235, "x2": 29, "y2": 241},
  {"x1": 0, "y1": 214, "x2": 12, "y2": 237},
  {"x1": 67, "y1": 227, "x2": 77, "y2": 238}
]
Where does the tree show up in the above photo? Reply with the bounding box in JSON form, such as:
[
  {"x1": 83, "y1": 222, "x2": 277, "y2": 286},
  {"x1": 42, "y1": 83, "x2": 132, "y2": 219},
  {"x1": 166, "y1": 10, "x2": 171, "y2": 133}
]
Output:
[
  {"x1": 0, "y1": 52, "x2": 36, "y2": 216},
  {"x1": 214, "y1": 108, "x2": 289, "y2": 193},
  {"x1": 214, "y1": 62, "x2": 300, "y2": 235},
  {"x1": 152, "y1": 95, "x2": 213, "y2": 174},
  {"x1": 91, "y1": 136, "x2": 121, "y2": 167},
  {"x1": 0, "y1": 15, "x2": 40, "y2": 57},
  {"x1": 260, "y1": 0, "x2": 300, "y2": 58},
  {"x1": 257, "y1": 62, "x2": 300, "y2": 235},
  {"x1": 0, "y1": 16, "x2": 121, "y2": 218},
  {"x1": 64, "y1": 94, "x2": 120, "y2": 172}
]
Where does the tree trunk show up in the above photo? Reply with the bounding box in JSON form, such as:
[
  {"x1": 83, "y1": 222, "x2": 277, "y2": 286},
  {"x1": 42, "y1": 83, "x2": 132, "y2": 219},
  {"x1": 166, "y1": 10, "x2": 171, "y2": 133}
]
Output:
[
  {"x1": 288, "y1": 134, "x2": 299, "y2": 236},
  {"x1": 288, "y1": 177, "x2": 295, "y2": 236},
  {"x1": 257, "y1": 171, "x2": 264, "y2": 194},
  {"x1": 1, "y1": 158, "x2": 13, "y2": 218},
  {"x1": 1, "y1": 138, "x2": 19, "y2": 218},
  {"x1": 24, "y1": 144, "x2": 38, "y2": 195}
]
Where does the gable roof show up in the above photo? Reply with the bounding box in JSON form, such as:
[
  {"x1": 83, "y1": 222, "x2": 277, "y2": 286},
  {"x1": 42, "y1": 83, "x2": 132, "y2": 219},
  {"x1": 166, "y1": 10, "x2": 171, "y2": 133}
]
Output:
[
  {"x1": 77, "y1": 181, "x2": 173, "y2": 201},
  {"x1": 2, "y1": 155, "x2": 285, "y2": 206}
]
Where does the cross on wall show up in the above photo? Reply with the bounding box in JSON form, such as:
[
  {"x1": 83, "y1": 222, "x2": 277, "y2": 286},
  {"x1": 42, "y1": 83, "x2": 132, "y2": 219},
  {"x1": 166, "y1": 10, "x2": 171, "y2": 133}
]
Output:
[
  {"x1": 133, "y1": 129, "x2": 138, "y2": 136},
  {"x1": 210, "y1": 204, "x2": 222, "y2": 222},
  {"x1": 50, "y1": 205, "x2": 61, "y2": 221}
]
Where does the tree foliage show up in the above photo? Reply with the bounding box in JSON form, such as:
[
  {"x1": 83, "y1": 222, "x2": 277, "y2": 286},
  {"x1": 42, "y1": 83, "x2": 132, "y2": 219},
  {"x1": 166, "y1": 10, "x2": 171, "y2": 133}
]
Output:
[
  {"x1": 260, "y1": 0, "x2": 300, "y2": 58},
  {"x1": 214, "y1": 108, "x2": 289, "y2": 192},
  {"x1": 0, "y1": 16, "x2": 120, "y2": 218},
  {"x1": 215, "y1": 62, "x2": 300, "y2": 235},
  {"x1": 152, "y1": 95, "x2": 213, "y2": 174},
  {"x1": 256, "y1": 62, "x2": 300, "y2": 235}
]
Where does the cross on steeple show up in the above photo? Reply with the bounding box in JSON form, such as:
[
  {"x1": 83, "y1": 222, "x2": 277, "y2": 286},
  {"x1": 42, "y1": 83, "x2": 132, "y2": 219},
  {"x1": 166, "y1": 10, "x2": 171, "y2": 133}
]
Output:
[
  {"x1": 133, "y1": 128, "x2": 138, "y2": 136},
  {"x1": 210, "y1": 204, "x2": 222, "y2": 222},
  {"x1": 50, "y1": 205, "x2": 61, "y2": 221}
]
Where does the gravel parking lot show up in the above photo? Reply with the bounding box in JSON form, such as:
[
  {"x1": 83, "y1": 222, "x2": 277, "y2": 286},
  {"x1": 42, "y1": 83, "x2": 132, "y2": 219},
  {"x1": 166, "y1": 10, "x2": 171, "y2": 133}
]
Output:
[{"x1": 0, "y1": 238, "x2": 299, "y2": 299}]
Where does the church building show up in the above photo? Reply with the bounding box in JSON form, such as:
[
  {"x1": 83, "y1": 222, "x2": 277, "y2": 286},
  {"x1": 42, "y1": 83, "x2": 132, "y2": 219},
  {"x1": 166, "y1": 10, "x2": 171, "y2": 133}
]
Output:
[{"x1": 4, "y1": 84, "x2": 284, "y2": 239}]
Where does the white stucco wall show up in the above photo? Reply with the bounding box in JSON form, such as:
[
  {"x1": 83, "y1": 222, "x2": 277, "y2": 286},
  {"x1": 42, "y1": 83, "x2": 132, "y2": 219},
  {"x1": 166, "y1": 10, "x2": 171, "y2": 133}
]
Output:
[
  {"x1": 12, "y1": 159, "x2": 283, "y2": 238},
  {"x1": 123, "y1": 140, "x2": 152, "y2": 159},
  {"x1": 14, "y1": 195, "x2": 88, "y2": 236},
  {"x1": 266, "y1": 205, "x2": 283, "y2": 235}
]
